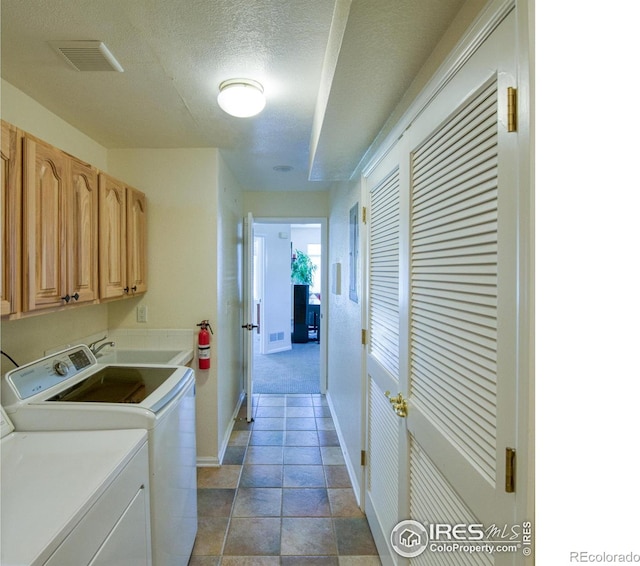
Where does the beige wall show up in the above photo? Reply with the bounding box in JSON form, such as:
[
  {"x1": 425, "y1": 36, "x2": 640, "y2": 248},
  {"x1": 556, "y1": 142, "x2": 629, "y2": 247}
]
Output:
[
  {"x1": 1, "y1": 79, "x2": 108, "y2": 170},
  {"x1": 215, "y1": 156, "x2": 245, "y2": 463},
  {"x1": 106, "y1": 148, "x2": 219, "y2": 331},
  {"x1": 1, "y1": 305, "x2": 109, "y2": 375},
  {"x1": 108, "y1": 148, "x2": 243, "y2": 464},
  {"x1": 326, "y1": 178, "x2": 364, "y2": 493},
  {"x1": 244, "y1": 190, "x2": 329, "y2": 219}
]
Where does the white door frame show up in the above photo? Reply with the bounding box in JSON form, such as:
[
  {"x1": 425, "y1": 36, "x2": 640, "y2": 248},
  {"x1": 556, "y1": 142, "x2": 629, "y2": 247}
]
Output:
[
  {"x1": 243, "y1": 213, "x2": 256, "y2": 422},
  {"x1": 250, "y1": 216, "x2": 328, "y2": 393}
]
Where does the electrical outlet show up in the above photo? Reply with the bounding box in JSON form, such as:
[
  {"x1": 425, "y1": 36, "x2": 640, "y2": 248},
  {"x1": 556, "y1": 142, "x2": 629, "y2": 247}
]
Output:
[{"x1": 137, "y1": 305, "x2": 148, "y2": 323}]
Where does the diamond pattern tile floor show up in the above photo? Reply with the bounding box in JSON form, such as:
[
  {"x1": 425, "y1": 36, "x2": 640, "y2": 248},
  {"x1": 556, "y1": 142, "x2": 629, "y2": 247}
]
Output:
[{"x1": 189, "y1": 394, "x2": 381, "y2": 565}]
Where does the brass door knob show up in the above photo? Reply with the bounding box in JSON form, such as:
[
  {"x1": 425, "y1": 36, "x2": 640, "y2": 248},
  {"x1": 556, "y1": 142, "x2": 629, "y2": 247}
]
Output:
[{"x1": 384, "y1": 391, "x2": 408, "y2": 418}]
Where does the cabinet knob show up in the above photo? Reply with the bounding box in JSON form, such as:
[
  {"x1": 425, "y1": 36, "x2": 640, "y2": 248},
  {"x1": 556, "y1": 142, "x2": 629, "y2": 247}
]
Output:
[
  {"x1": 71, "y1": 293, "x2": 80, "y2": 301},
  {"x1": 61, "y1": 294, "x2": 70, "y2": 303},
  {"x1": 131, "y1": 285, "x2": 137, "y2": 292},
  {"x1": 124, "y1": 287, "x2": 129, "y2": 293}
]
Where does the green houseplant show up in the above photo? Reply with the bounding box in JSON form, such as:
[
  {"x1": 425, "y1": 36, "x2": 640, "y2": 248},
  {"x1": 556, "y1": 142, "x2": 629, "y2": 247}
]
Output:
[{"x1": 291, "y1": 249, "x2": 317, "y2": 285}]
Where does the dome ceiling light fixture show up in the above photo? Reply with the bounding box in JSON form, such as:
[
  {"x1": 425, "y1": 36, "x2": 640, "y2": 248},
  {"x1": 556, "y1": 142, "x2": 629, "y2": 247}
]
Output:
[{"x1": 217, "y1": 78, "x2": 266, "y2": 118}]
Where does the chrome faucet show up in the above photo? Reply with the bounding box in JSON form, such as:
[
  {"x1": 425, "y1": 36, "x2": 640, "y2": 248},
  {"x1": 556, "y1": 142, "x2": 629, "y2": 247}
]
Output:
[{"x1": 88, "y1": 336, "x2": 116, "y2": 355}]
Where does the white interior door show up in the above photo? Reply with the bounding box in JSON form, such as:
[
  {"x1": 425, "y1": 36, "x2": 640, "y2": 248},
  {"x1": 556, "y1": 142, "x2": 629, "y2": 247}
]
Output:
[
  {"x1": 405, "y1": 12, "x2": 520, "y2": 562},
  {"x1": 364, "y1": 5, "x2": 529, "y2": 565},
  {"x1": 363, "y1": 142, "x2": 408, "y2": 565},
  {"x1": 243, "y1": 212, "x2": 256, "y2": 422}
]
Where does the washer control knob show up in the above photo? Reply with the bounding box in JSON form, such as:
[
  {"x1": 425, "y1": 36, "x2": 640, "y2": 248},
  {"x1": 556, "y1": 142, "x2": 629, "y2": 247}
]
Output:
[{"x1": 53, "y1": 361, "x2": 69, "y2": 376}]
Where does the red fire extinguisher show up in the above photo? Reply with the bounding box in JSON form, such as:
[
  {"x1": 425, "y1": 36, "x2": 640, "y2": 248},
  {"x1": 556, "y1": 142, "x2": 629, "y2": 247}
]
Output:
[{"x1": 197, "y1": 320, "x2": 213, "y2": 370}]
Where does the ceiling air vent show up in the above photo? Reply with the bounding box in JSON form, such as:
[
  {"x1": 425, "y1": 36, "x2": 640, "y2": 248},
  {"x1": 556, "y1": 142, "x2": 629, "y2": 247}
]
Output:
[{"x1": 49, "y1": 40, "x2": 124, "y2": 72}]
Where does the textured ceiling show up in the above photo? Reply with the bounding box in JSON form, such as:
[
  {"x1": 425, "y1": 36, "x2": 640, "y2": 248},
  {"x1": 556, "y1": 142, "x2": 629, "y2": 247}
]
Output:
[{"x1": 0, "y1": 0, "x2": 465, "y2": 191}]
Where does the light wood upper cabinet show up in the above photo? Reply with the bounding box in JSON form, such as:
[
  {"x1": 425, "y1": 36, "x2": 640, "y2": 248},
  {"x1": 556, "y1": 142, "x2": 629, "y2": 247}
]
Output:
[
  {"x1": 98, "y1": 173, "x2": 127, "y2": 299},
  {"x1": 126, "y1": 187, "x2": 147, "y2": 295},
  {"x1": 23, "y1": 134, "x2": 67, "y2": 311},
  {"x1": 1, "y1": 121, "x2": 148, "y2": 318},
  {"x1": 22, "y1": 134, "x2": 99, "y2": 312},
  {"x1": 99, "y1": 173, "x2": 147, "y2": 299},
  {"x1": 1, "y1": 120, "x2": 22, "y2": 316},
  {"x1": 68, "y1": 157, "x2": 99, "y2": 304}
]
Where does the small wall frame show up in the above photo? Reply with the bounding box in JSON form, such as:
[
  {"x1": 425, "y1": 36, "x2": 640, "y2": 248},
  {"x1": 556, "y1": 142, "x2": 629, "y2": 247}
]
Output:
[{"x1": 349, "y1": 202, "x2": 359, "y2": 303}]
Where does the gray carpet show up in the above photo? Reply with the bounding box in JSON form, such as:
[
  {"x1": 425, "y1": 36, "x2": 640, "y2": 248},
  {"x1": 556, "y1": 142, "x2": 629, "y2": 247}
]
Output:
[{"x1": 252, "y1": 340, "x2": 320, "y2": 394}]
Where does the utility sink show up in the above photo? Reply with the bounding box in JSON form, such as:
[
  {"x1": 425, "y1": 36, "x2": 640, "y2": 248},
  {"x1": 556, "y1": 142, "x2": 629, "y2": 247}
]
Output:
[{"x1": 96, "y1": 349, "x2": 193, "y2": 365}]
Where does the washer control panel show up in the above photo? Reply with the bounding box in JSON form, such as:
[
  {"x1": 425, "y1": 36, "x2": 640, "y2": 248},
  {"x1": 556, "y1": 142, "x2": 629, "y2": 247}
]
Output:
[{"x1": 3, "y1": 345, "x2": 96, "y2": 401}]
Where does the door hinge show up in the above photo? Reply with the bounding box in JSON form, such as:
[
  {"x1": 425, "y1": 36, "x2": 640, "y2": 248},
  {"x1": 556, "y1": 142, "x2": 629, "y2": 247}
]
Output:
[
  {"x1": 507, "y1": 87, "x2": 517, "y2": 132},
  {"x1": 361, "y1": 450, "x2": 367, "y2": 466},
  {"x1": 362, "y1": 206, "x2": 367, "y2": 224},
  {"x1": 361, "y1": 329, "x2": 367, "y2": 345},
  {"x1": 505, "y1": 447, "x2": 516, "y2": 493}
]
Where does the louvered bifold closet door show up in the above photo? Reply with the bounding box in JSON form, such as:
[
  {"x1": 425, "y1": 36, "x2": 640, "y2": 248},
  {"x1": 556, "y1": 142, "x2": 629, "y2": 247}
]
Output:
[
  {"x1": 364, "y1": 152, "x2": 405, "y2": 563},
  {"x1": 404, "y1": 8, "x2": 520, "y2": 563},
  {"x1": 369, "y1": 167, "x2": 401, "y2": 377},
  {"x1": 412, "y1": 76, "x2": 499, "y2": 482},
  {"x1": 409, "y1": 76, "x2": 500, "y2": 566}
]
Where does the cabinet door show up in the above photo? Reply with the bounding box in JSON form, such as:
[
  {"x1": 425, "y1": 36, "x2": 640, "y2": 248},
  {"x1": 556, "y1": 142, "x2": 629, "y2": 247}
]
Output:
[
  {"x1": 68, "y1": 158, "x2": 99, "y2": 304},
  {"x1": 99, "y1": 173, "x2": 127, "y2": 299},
  {"x1": 23, "y1": 135, "x2": 67, "y2": 311},
  {"x1": 126, "y1": 187, "x2": 147, "y2": 294},
  {"x1": 1, "y1": 121, "x2": 21, "y2": 316}
]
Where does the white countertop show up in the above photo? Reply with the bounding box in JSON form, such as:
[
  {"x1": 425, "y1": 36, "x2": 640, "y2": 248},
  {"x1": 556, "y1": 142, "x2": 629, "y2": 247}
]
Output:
[{"x1": 1, "y1": 428, "x2": 147, "y2": 566}]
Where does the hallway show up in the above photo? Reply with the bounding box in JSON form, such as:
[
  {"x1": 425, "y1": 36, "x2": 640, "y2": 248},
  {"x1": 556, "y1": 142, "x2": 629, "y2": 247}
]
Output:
[{"x1": 189, "y1": 393, "x2": 380, "y2": 565}]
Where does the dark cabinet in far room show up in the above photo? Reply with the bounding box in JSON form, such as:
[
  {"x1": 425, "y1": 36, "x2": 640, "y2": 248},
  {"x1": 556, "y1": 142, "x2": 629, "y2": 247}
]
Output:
[{"x1": 292, "y1": 284, "x2": 308, "y2": 343}]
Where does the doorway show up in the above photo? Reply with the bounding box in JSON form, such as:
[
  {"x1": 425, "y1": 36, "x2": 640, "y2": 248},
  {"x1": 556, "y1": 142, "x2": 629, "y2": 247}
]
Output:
[{"x1": 250, "y1": 218, "x2": 327, "y2": 394}]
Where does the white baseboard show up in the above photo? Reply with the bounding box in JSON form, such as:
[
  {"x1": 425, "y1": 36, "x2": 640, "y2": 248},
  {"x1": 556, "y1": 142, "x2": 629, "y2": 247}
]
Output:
[
  {"x1": 197, "y1": 456, "x2": 220, "y2": 467},
  {"x1": 325, "y1": 390, "x2": 362, "y2": 506},
  {"x1": 214, "y1": 390, "x2": 246, "y2": 465}
]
